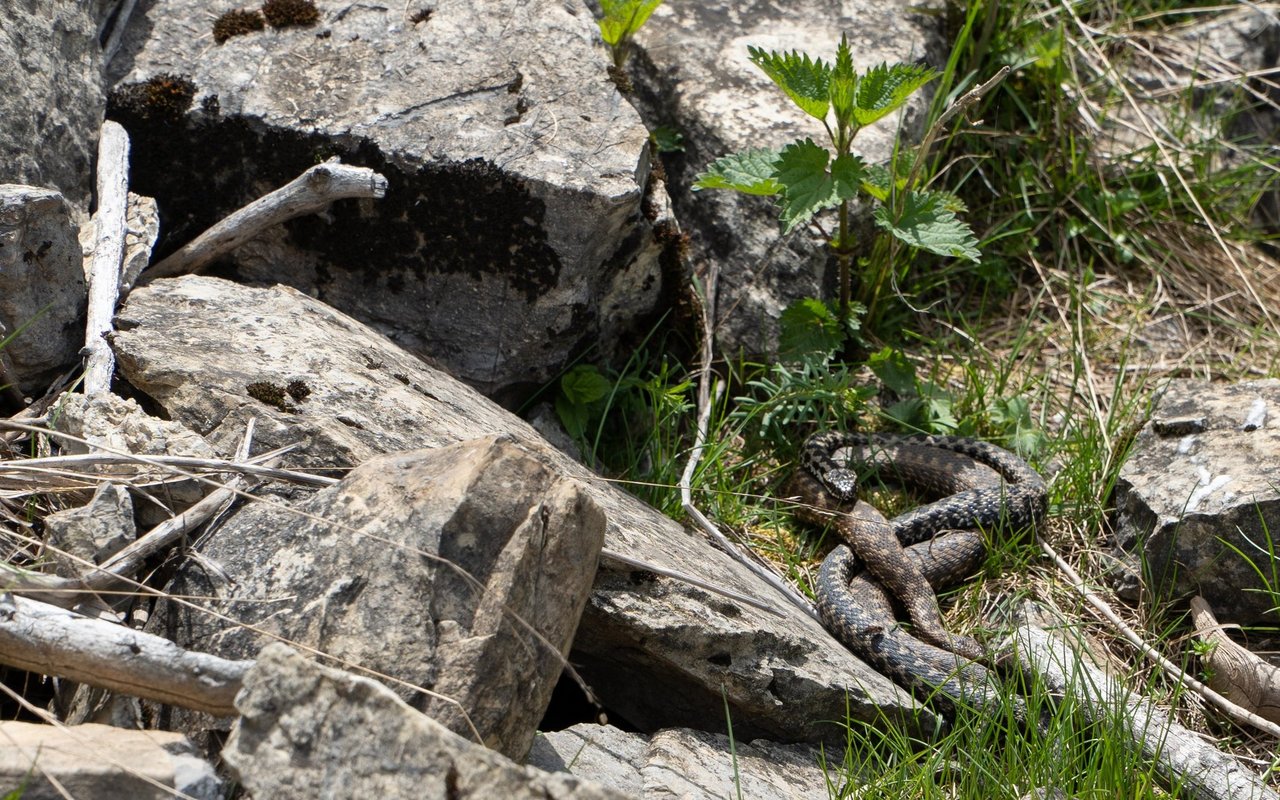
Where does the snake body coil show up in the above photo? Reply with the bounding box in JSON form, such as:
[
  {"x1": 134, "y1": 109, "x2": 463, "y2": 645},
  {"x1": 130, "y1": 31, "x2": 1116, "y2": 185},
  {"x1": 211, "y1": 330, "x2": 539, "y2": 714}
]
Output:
[{"x1": 795, "y1": 432, "x2": 1047, "y2": 712}]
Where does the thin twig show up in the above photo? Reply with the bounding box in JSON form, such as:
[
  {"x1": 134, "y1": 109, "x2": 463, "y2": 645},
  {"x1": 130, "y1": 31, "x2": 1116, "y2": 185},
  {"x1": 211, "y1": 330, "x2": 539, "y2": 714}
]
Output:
[{"x1": 677, "y1": 258, "x2": 810, "y2": 620}]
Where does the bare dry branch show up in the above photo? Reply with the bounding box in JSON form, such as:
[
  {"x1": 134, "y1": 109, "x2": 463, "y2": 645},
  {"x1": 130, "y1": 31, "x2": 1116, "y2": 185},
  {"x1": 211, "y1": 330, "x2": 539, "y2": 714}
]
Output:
[
  {"x1": 83, "y1": 121, "x2": 130, "y2": 396},
  {"x1": 0, "y1": 594, "x2": 251, "y2": 717},
  {"x1": 141, "y1": 158, "x2": 388, "y2": 283}
]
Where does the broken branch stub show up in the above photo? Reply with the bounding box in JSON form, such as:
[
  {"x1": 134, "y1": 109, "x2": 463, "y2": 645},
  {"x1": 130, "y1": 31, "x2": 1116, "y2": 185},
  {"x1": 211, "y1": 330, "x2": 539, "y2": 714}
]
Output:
[{"x1": 141, "y1": 158, "x2": 388, "y2": 283}]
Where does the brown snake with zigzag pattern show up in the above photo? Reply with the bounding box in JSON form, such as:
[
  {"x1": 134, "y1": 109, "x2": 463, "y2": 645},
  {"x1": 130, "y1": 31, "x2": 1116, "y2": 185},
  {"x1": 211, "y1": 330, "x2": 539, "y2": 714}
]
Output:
[{"x1": 793, "y1": 432, "x2": 1047, "y2": 712}]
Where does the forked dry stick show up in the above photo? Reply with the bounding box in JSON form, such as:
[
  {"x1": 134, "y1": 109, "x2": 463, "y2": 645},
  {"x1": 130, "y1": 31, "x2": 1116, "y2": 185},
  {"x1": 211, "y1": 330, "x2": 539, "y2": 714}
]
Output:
[{"x1": 140, "y1": 158, "x2": 388, "y2": 283}]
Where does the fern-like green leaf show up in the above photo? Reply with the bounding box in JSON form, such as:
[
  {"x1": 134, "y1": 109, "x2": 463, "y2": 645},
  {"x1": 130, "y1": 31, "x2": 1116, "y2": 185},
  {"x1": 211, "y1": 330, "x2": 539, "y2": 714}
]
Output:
[
  {"x1": 598, "y1": 0, "x2": 664, "y2": 47},
  {"x1": 748, "y1": 47, "x2": 831, "y2": 120},
  {"x1": 852, "y1": 61, "x2": 938, "y2": 126},
  {"x1": 693, "y1": 149, "x2": 783, "y2": 195},
  {"x1": 873, "y1": 190, "x2": 981, "y2": 261}
]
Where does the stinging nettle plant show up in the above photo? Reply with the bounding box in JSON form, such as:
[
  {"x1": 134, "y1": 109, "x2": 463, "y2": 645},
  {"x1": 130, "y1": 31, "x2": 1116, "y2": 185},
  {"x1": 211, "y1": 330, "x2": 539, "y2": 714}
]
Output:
[{"x1": 693, "y1": 35, "x2": 981, "y2": 333}]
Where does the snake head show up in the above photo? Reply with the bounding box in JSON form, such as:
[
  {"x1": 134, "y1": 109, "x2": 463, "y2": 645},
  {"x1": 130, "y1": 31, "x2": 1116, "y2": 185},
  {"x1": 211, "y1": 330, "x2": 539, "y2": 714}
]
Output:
[{"x1": 821, "y1": 468, "x2": 859, "y2": 501}]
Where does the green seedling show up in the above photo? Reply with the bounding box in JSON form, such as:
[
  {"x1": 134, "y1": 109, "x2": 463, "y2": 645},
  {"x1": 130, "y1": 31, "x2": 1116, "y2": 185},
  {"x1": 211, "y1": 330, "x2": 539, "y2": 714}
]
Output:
[{"x1": 597, "y1": 0, "x2": 664, "y2": 71}]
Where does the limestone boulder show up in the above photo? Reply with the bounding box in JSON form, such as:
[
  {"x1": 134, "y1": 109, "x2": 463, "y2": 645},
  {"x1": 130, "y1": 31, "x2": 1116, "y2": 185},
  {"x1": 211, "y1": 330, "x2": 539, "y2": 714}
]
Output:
[
  {"x1": 0, "y1": 2, "x2": 104, "y2": 217},
  {"x1": 111, "y1": 275, "x2": 934, "y2": 745},
  {"x1": 106, "y1": 0, "x2": 681, "y2": 400},
  {"x1": 1094, "y1": 7, "x2": 1280, "y2": 236},
  {"x1": 155, "y1": 437, "x2": 606, "y2": 760},
  {"x1": 1114, "y1": 379, "x2": 1280, "y2": 624},
  {"x1": 0, "y1": 186, "x2": 88, "y2": 398},
  {"x1": 224, "y1": 644, "x2": 628, "y2": 800},
  {"x1": 530, "y1": 723, "x2": 833, "y2": 799},
  {"x1": 0, "y1": 721, "x2": 222, "y2": 800}
]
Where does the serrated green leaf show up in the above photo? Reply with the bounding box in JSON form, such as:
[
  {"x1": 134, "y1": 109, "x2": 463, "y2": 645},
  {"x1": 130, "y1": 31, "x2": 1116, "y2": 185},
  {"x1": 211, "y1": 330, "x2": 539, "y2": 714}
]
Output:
[
  {"x1": 932, "y1": 189, "x2": 968, "y2": 214},
  {"x1": 860, "y1": 164, "x2": 892, "y2": 201},
  {"x1": 693, "y1": 149, "x2": 783, "y2": 195},
  {"x1": 830, "y1": 153, "x2": 864, "y2": 201},
  {"x1": 867, "y1": 346, "x2": 917, "y2": 395},
  {"x1": 561, "y1": 365, "x2": 612, "y2": 405},
  {"x1": 853, "y1": 61, "x2": 938, "y2": 126},
  {"x1": 874, "y1": 190, "x2": 981, "y2": 261},
  {"x1": 774, "y1": 139, "x2": 841, "y2": 233},
  {"x1": 829, "y1": 35, "x2": 857, "y2": 124},
  {"x1": 748, "y1": 47, "x2": 831, "y2": 120},
  {"x1": 779, "y1": 298, "x2": 843, "y2": 361},
  {"x1": 598, "y1": 0, "x2": 664, "y2": 46}
]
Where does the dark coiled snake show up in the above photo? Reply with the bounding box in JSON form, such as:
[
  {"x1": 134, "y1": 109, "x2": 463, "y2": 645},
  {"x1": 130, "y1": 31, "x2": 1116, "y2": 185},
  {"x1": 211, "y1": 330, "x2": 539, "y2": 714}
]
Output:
[{"x1": 793, "y1": 432, "x2": 1047, "y2": 715}]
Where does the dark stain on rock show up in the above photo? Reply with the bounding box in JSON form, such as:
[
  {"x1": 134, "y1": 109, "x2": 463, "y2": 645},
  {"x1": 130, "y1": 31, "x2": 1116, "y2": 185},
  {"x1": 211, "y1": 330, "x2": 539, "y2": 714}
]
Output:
[{"x1": 106, "y1": 107, "x2": 562, "y2": 305}]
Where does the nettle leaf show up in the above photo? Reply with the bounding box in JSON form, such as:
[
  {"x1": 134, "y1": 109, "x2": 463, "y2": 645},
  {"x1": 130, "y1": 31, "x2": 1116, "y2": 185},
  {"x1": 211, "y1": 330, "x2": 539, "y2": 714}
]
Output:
[
  {"x1": 778, "y1": 298, "x2": 843, "y2": 362},
  {"x1": 829, "y1": 35, "x2": 857, "y2": 125},
  {"x1": 867, "y1": 346, "x2": 917, "y2": 396},
  {"x1": 598, "y1": 0, "x2": 665, "y2": 46},
  {"x1": 874, "y1": 190, "x2": 981, "y2": 261},
  {"x1": 853, "y1": 61, "x2": 938, "y2": 126},
  {"x1": 748, "y1": 47, "x2": 831, "y2": 120},
  {"x1": 860, "y1": 164, "x2": 892, "y2": 202},
  {"x1": 775, "y1": 139, "x2": 840, "y2": 233},
  {"x1": 693, "y1": 149, "x2": 783, "y2": 195},
  {"x1": 830, "y1": 153, "x2": 864, "y2": 201},
  {"x1": 560, "y1": 364, "x2": 612, "y2": 405}
]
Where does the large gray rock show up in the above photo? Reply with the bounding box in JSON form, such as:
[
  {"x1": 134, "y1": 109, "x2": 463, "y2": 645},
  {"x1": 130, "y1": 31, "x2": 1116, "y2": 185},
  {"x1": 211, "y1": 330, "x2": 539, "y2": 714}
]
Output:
[
  {"x1": 111, "y1": 275, "x2": 933, "y2": 745},
  {"x1": 629, "y1": 1, "x2": 945, "y2": 355},
  {"x1": 224, "y1": 643, "x2": 628, "y2": 800},
  {"x1": 0, "y1": 2, "x2": 104, "y2": 217},
  {"x1": 107, "y1": 0, "x2": 679, "y2": 400},
  {"x1": 0, "y1": 721, "x2": 222, "y2": 800},
  {"x1": 0, "y1": 186, "x2": 88, "y2": 397},
  {"x1": 156, "y1": 437, "x2": 606, "y2": 760},
  {"x1": 1114, "y1": 379, "x2": 1280, "y2": 624},
  {"x1": 530, "y1": 723, "x2": 833, "y2": 799}
]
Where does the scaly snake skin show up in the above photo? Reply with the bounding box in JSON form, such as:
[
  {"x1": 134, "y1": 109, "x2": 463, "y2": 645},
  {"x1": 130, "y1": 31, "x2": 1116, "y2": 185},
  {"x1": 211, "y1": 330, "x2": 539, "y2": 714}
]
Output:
[{"x1": 793, "y1": 432, "x2": 1047, "y2": 713}]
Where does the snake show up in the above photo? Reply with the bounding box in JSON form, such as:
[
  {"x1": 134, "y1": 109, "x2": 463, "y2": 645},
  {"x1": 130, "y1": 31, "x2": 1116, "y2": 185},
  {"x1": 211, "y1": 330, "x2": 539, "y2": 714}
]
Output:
[{"x1": 792, "y1": 432, "x2": 1047, "y2": 712}]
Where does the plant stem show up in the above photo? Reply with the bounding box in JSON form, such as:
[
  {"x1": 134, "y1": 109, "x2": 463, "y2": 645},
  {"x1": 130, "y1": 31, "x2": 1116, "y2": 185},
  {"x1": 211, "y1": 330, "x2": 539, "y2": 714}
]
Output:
[{"x1": 837, "y1": 198, "x2": 851, "y2": 323}]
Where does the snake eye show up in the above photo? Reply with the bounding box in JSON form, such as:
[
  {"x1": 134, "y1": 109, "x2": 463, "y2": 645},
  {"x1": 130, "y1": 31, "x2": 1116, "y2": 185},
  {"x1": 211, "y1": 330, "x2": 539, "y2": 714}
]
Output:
[{"x1": 823, "y1": 468, "x2": 859, "y2": 500}]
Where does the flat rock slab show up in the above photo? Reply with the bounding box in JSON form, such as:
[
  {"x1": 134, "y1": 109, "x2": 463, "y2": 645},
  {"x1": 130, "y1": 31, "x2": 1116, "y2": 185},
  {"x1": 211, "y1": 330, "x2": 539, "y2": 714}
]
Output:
[
  {"x1": 530, "y1": 723, "x2": 832, "y2": 799},
  {"x1": 107, "y1": 0, "x2": 671, "y2": 398},
  {"x1": 631, "y1": 0, "x2": 943, "y2": 355},
  {"x1": 225, "y1": 643, "x2": 628, "y2": 799},
  {"x1": 1115, "y1": 379, "x2": 1280, "y2": 623},
  {"x1": 0, "y1": 1, "x2": 104, "y2": 216},
  {"x1": 111, "y1": 275, "x2": 933, "y2": 744},
  {"x1": 157, "y1": 437, "x2": 605, "y2": 760},
  {"x1": 0, "y1": 185, "x2": 87, "y2": 396},
  {"x1": 0, "y1": 721, "x2": 222, "y2": 800}
]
